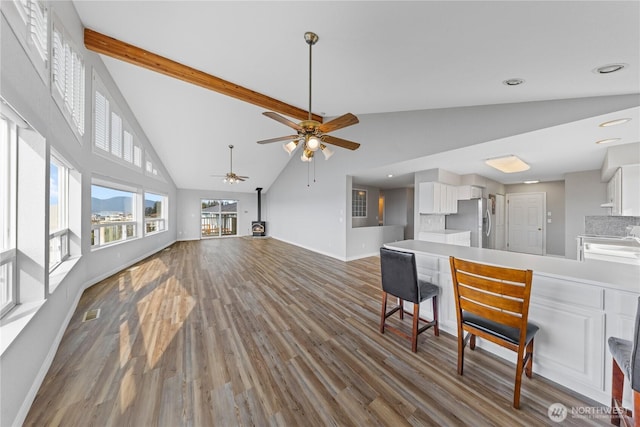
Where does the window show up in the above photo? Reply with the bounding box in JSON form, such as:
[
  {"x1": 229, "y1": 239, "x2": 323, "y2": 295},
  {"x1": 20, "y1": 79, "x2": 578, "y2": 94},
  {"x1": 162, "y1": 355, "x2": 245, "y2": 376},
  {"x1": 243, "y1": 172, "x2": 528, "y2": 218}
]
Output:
[
  {"x1": 92, "y1": 72, "x2": 142, "y2": 169},
  {"x1": 6, "y1": 0, "x2": 49, "y2": 83},
  {"x1": 0, "y1": 113, "x2": 18, "y2": 317},
  {"x1": 49, "y1": 153, "x2": 69, "y2": 271},
  {"x1": 352, "y1": 189, "x2": 367, "y2": 218},
  {"x1": 91, "y1": 183, "x2": 138, "y2": 248},
  {"x1": 201, "y1": 199, "x2": 237, "y2": 238},
  {"x1": 52, "y1": 19, "x2": 85, "y2": 138},
  {"x1": 144, "y1": 192, "x2": 167, "y2": 234}
]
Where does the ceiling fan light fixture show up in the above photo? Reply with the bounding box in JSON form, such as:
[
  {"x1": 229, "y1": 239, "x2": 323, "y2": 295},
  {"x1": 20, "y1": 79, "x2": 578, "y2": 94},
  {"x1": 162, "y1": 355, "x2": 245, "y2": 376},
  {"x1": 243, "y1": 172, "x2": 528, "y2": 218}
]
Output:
[
  {"x1": 485, "y1": 155, "x2": 530, "y2": 173},
  {"x1": 306, "y1": 135, "x2": 320, "y2": 151},
  {"x1": 301, "y1": 149, "x2": 314, "y2": 162},
  {"x1": 283, "y1": 140, "x2": 299, "y2": 154},
  {"x1": 320, "y1": 144, "x2": 334, "y2": 160}
]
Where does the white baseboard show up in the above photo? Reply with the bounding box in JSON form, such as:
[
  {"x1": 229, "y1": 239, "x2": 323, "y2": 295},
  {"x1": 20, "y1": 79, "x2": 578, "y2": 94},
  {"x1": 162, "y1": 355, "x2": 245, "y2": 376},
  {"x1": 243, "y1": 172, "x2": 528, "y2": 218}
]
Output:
[{"x1": 271, "y1": 237, "x2": 347, "y2": 261}]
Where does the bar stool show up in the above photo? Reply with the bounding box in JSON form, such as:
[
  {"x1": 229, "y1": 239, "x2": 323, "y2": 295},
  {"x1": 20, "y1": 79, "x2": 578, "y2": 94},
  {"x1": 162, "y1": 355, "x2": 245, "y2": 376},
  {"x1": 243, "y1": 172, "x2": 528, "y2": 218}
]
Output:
[{"x1": 608, "y1": 297, "x2": 640, "y2": 426}]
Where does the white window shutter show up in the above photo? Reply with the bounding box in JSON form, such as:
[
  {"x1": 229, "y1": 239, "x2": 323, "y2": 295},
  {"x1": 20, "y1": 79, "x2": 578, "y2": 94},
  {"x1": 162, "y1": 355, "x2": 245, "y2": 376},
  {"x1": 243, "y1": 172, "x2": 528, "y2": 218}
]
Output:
[
  {"x1": 29, "y1": 1, "x2": 48, "y2": 63},
  {"x1": 133, "y1": 146, "x2": 142, "y2": 167},
  {"x1": 52, "y1": 28, "x2": 65, "y2": 97},
  {"x1": 123, "y1": 130, "x2": 133, "y2": 163},
  {"x1": 110, "y1": 112, "x2": 122, "y2": 158},
  {"x1": 94, "y1": 91, "x2": 109, "y2": 151}
]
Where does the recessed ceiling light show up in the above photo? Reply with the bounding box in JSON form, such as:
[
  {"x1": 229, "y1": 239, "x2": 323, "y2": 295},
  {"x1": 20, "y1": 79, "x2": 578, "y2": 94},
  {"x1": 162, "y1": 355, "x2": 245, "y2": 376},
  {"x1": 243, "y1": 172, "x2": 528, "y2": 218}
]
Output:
[
  {"x1": 595, "y1": 138, "x2": 621, "y2": 145},
  {"x1": 485, "y1": 155, "x2": 530, "y2": 173},
  {"x1": 593, "y1": 63, "x2": 627, "y2": 74},
  {"x1": 503, "y1": 78, "x2": 525, "y2": 86},
  {"x1": 524, "y1": 180, "x2": 539, "y2": 184},
  {"x1": 599, "y1": 118, "x2": 631, "y2": 127},
  {"x1": 387, "y1": 174, "x2": 393, "y2": 178}
]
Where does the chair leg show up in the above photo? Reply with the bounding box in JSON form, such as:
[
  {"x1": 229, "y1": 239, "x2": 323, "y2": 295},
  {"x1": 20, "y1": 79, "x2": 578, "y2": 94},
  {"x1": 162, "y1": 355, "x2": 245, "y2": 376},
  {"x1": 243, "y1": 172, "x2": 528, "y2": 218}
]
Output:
[
  {"x1": 612, "y1": 359, "x2": 624, "y2": 426},
  {"x1": 432, "y1": 296, "x2": 439, "y2": 336},
  {"x1": 525, "y1": 339, "x2": 534, "y2": 378},
  {"x1": 513, "y1": 346, "x2": 526, "y2": 409},
  {"x1": 411, "y1": 303, "x2": 420, "y2": 352},
  {"x1": 633, "y1": 389, "x2": 639, "y2": 427},
  {"x1": 379, "y1": 292, "x2": 388, "y2": 334},
  {"x1": 457, "y1": 326, "x2": 465, "y2": 375},
  {"x1": 470, "y1": 334, "x2": 476, "y2": 350},
  {"x1": 398, "y1": 297, "x2": 404, "y2": 320}
]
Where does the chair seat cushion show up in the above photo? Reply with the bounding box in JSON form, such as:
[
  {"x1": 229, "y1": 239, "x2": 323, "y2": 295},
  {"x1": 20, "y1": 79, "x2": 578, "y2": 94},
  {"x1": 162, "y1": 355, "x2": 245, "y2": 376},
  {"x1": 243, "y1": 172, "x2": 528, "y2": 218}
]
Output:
[
  {"x1": 608, "y1": 336, "x2": 633, "y2": 380},
  {"x1": 463, "y1": 312, "x2": 539, "y2": 345},
  {"x1": 418, "y1": 279, "x2": 439, "y2": 302}
]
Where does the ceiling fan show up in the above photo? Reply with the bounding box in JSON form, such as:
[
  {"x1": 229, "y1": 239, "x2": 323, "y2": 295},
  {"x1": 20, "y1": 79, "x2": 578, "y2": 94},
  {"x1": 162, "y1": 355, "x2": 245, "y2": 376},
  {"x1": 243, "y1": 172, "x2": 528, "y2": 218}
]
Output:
[
  {"x1": 211, "y1": 145, "x2": 249, "y2": 183},
  {"x1": 257, "y1": 32, "x2": 360, "y2": 162}
]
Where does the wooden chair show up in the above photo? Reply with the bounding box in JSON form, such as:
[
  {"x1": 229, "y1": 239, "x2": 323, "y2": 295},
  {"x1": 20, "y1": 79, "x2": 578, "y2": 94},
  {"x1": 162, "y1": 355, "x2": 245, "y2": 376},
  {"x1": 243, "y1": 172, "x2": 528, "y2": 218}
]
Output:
[
  {"x1": 449, "y1": 256, "x2": 538, "y2": 409},
  {"x1": 379, "y1": 247, "x2": 439, "y2": 352},
  {"x1": 608, "y1": 296, "x2": 640, "y2": 426}
]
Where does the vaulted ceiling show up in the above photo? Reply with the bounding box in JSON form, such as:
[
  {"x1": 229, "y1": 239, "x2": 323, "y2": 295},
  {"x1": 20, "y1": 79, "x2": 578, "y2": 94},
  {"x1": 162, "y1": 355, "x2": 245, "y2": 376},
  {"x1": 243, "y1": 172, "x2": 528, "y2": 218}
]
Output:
[{"x1": 73, "y1": 1, "x2": 640, "y2": 191}]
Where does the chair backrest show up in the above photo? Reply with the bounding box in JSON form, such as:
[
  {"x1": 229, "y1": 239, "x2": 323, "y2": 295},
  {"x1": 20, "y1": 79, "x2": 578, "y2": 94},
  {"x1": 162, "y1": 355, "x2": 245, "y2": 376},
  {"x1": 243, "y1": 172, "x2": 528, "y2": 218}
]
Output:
[
  {"x1": 632, "y1": 297, "x2": 640, "y2": 391},
  {"x1": 450, "y1": 256, "x2": 534, "y2": 340},
  {"x1": 380, "y1": 247, "x2": 420, "y2": 303}
]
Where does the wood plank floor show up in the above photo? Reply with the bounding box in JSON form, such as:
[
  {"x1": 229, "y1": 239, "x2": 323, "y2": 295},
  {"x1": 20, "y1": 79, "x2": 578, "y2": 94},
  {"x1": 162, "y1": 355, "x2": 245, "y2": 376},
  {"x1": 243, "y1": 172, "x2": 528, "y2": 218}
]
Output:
[{"x1": 25, "y1": 238, "x2": 608, "y2": 426}]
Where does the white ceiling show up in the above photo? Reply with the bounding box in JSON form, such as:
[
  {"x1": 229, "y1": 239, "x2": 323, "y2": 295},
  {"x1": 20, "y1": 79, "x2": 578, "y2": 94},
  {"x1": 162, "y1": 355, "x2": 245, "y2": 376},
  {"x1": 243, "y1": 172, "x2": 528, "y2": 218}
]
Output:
[{"x1": 72, "y1": 1, "x2": 640, "y2": 192}]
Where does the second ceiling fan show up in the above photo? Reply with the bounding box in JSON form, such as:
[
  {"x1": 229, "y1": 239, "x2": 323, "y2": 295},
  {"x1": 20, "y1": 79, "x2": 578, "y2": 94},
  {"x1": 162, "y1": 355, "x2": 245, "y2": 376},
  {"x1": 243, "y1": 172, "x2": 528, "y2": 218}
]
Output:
[{"x1": 257, "y1": 32, "x2": 361, "y2": 162}]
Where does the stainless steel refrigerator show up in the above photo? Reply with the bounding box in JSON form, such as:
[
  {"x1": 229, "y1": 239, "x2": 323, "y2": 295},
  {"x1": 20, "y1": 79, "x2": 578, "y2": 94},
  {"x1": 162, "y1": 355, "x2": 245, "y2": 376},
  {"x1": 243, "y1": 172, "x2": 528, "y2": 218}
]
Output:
[{"x1": 445, "y1": 198, "x2": 492, "y2": 248}]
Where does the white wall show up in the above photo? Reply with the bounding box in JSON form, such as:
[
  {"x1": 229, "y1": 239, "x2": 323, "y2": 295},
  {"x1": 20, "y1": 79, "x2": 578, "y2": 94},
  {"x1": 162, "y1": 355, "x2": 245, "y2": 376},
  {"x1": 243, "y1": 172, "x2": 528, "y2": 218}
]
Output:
[
  {"x1": 382, "y1": 188, "x2": 414, "y2": 240},
  {"x1": 266, "y1": 95, "x2": 639, "y2": 260},
  {"x1": 1, "y1": 2, "x2": 177, "y2": 426}
]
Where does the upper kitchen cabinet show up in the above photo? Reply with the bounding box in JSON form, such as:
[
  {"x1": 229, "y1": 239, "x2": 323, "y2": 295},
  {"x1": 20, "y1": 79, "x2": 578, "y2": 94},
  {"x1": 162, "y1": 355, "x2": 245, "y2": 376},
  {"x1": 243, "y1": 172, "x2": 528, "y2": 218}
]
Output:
[
  {"x1": 419, "y1": 182, "x2": 458, "y2": 214},
  {"x1": 603, "y1": 165, "x2": 640, "y2": 216},
  {"x1": 457, "y1": 185, "x2": 483, "y2": 200}
]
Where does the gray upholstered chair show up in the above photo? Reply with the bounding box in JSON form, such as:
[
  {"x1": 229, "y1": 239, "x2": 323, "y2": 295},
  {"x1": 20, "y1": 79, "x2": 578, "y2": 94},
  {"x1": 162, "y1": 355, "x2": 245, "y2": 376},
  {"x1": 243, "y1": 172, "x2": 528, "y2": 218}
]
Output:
[
  {"x1": 608, "y1": 296, "x2": 640, "y2": 426},
  {"x1": 379, "y1": 247, "x2": 439, "y2": 352}
]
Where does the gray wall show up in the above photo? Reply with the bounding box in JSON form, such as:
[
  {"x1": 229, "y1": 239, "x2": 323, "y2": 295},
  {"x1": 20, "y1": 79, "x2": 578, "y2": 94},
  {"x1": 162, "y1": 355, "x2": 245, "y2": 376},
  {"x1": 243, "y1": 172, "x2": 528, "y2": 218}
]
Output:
[
  {"x1": 565, "y1": 170, "x2": 609, "y2": 259},
  {"x1": 505, "y1": 181, "x2": 566, "y2": 256},
  {"x1": 383, "y1": 188, "x2": 414, "y2": 239},
  {"x1": 1, "y1": 2, "x2": 177, "y2": 425},
  {"x1": 265, "y1": 94, "x2": 639, "y2": 260}
]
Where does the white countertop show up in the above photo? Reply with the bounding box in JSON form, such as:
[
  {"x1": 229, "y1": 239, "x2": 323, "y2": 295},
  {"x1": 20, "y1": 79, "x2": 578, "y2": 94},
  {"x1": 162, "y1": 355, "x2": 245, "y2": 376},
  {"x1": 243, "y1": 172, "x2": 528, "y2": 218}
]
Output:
[
  {"x1": 385, "y1": 239, "x2": 640, "y2": 292},
  {"x1": 419, "y1": 229, "x2": 470, "y2": 235}
]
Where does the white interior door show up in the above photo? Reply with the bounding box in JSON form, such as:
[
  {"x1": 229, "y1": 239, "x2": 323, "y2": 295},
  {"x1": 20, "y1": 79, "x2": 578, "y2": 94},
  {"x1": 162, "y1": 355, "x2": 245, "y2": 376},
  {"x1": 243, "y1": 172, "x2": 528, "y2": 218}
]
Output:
[{"x1": 507, "y1": 192, "x2": 545, "y2": 255}]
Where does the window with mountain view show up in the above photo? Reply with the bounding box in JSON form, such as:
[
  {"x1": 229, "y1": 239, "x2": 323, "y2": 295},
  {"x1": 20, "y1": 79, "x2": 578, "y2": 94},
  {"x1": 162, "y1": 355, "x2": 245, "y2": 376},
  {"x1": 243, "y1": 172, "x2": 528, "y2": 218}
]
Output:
[
  {"x1": 144, "y1": 192, "x2": 166, "y2": 235},
  {"x1": 91, "y1": 183, "x2": 137, "y2": 247}
]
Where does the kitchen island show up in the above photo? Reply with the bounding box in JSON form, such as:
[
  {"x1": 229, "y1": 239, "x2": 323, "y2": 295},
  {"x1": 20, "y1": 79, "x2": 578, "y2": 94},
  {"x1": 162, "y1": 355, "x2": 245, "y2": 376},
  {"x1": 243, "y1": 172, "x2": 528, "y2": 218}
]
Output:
[{"x1": 384, "y1": 239, "x2": 640, "y2": 406}]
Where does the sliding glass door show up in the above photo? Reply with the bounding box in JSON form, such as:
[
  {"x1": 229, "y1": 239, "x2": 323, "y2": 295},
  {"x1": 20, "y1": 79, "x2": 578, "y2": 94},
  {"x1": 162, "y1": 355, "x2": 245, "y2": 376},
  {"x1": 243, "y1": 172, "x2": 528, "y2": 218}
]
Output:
[{"x1": 201, "y1": 199, "x2": 237, "y2": 238}]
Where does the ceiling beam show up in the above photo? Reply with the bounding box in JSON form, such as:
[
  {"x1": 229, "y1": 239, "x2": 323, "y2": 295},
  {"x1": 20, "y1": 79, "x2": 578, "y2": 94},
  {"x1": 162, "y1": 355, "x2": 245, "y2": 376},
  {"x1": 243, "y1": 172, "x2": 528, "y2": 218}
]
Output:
[{"x1": 84, "y1": 28, "x2": 323, "y2": 123}]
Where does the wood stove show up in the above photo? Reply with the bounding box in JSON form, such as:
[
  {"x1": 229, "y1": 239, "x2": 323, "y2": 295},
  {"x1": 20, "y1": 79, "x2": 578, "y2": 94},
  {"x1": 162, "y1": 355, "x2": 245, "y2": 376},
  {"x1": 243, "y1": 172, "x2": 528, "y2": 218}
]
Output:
[{"x1": 252, "y1": 187, "x2": 266, "y2": 237}]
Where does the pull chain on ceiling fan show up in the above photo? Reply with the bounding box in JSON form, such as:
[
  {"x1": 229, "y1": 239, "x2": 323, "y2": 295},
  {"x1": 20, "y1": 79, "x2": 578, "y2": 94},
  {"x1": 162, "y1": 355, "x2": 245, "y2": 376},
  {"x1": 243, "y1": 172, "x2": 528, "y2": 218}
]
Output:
[
  {"x1": 210, "y1": 145, "x2": 249, "y2": 183},
  {"x1": 257, "y1": 32, "x2": 361, "y2": 162}
]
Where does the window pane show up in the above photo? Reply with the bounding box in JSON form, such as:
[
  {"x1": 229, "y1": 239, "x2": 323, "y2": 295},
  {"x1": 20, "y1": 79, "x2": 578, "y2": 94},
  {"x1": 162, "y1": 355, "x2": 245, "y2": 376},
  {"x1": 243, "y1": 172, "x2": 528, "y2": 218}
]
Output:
[
  {"x1": 352, "y1": 189, "x2": 367, "y2": 217},
  {"x1": 49, "y1": 161, "x2": 60, "y2": 232},
  {"x1": 201, "y1": 199, "x2": 237, "y2": 237},
  {"x1": 91, "y1": 184, "x2": 136, "y2": 247},
  {"x1": 220, "y1": 213, "x2": 237, "y2": 236}
]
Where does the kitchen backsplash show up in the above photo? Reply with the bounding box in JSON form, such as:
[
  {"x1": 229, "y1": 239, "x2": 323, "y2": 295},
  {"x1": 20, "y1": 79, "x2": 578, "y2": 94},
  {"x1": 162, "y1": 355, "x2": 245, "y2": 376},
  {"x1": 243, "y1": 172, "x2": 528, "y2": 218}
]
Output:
[
  {"x1": 419, "y1": 214, "x2": 445, "y2": 231},
  {"x1": 585, "y1": 216, "x2": 640, "y2": 237}
]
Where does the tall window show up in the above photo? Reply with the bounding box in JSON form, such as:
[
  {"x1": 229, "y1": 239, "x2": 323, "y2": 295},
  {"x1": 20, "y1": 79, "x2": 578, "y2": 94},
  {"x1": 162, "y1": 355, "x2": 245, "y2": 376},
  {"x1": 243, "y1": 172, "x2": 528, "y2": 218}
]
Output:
[
  {"x1": 93, "y1": 73, "x2": 142, "y2": 169},
  {"x1": 0, "y1": 114, "x2": 17, "y2": 317},
  {"x1": 201, "y1": 199, "x2": 237, "y2": 238},
  {"x1": 144, "y1": 192, "x2": 167, "y2": 234},
  {"x1": 49, "y1": 153, "x2": 69, "y2": 271},
  {"x1": 91, "y1": 183, "x2": 138, "y2": 247},
  {"x1": 6, "y1": 0, "x2": 49, "y2": 82},
  {"x1": 52, "y1": 19, "x2": 85, "y2": 138},
  {"x1": 352, "y1": 189, "x2": 367, "y2": 218}
]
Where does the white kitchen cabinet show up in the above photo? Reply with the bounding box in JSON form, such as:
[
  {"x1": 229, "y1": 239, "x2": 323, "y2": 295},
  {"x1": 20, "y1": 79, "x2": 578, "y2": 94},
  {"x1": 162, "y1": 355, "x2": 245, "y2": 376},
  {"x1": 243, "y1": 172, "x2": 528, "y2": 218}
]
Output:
[
  {"x1": 605, "y1": 165, "x2": 640, "y2": 216},
  {"x1": 419, "y1": 182, "x2": 458, "y2": 214},
  {"x1": 457, "y1": 185, "x2": 483, "y2": 200}
]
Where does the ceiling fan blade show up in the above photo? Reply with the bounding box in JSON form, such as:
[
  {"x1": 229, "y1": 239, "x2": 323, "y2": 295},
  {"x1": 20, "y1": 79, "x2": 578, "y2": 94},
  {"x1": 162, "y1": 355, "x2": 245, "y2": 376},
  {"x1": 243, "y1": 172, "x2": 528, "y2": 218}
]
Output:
[
  {"x1": 263, "y1": 112, "x2": 303, "y2": 131},
  {"x1": 210, "y1": 174, "x2": 227, "y2": 178},
  {"x1": 237, "y1": 176, "x2": 249, "y2": 180},
  {"x1": 321, "y1": 135, "x2": 361, "y2": 151},
  {"x1": 257, "y1": 135, "x2": 300, "y2": 145},
  {"x1": 318, "y1": 113, "x2": 359, "y2": 133}
]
